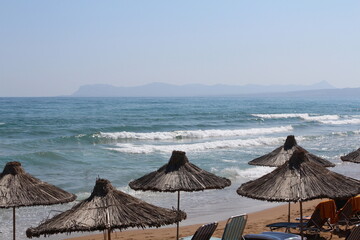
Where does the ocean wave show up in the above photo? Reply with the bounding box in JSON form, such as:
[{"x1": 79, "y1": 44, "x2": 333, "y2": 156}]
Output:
[
  {"x1": 75, "y1": 191, "x2": 91, "y2": 201},
  {"x1": 0, "y1": 122, "x2": 5, "y2": 125},
  {"x1": 95, "y1": 125, "x2": 293, "y2": 140},
  {"x1": 253, "y1": 113, "x2": 360, "y2": 125},
  {"x1": 221, "y1": 166, "x2": 274, "y2": 181},
  {"x1": 252, "y1": 113, "x2": 310, "y2": 119},
  {"x1": 302, "y1": 115, "x2": 339, "y2": 122},
  {"x1": 320, "y1": 118, "x2": 360, "y2": 125},
  {"x1": 221, "y1": 159, "x2": 238, "y2": 163},
  {"x1": 253, "y1": 113, "x2": 339, "y2": 121},
  {"x1": 106, "y1": 137, "x2": 284, "y2": 154}
]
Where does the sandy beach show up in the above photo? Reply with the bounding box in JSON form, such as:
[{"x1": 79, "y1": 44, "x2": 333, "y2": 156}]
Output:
[{"x1": 66, "y1": 199, "x2": 349, "y2": 240}]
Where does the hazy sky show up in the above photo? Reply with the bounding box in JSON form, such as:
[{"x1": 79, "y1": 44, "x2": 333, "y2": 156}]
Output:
[{"x1": 1, "y1": 1, "x2": 359, "y2": 96}]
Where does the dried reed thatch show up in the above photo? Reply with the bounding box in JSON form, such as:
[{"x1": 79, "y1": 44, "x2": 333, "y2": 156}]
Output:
[
  {"x1": 0, "y1": 161, "x2": 76, "y2": 208},
  {"x1": 129, "y1": 150, "x2": 231, "y2": 192},
  {"x1": 0, "y1": 161, "x2": 76, "y2": 240},
  {"x1": 129, "y1": 150, "x2": 231, "y2": 239},
  {"x1": 26, "y1": 178, "x2": 186, "y2": 239},
  {"x1": 248, "y1": 135, "x2": 335, "y2": 167},
  {"x1": 238, "y1": 150, "x2": 360, "y2": 202},
  {"x1": 341, "y1": 148, "x2": 360, "y2": 163},
  {"x1": 239, "y1": 150, "x2": 360, "y2": 240}
]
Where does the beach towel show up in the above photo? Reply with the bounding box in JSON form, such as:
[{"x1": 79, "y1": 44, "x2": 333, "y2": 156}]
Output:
[
  {"x1": 316, "y1": 199, "x2": 336, "y2": 223},
  {"x1": 350, "y1": 195, "x2": 360, "y2": 213}
]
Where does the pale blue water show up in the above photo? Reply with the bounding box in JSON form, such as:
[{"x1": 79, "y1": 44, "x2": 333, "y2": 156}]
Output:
[{"x1": 1, "y1": 97, "x2": 360, "y2": 239}]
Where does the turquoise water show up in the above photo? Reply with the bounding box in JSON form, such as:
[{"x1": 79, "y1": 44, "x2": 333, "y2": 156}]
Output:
[{"x1": 1, "y1": 97, "x2": 360, "y2": 239}]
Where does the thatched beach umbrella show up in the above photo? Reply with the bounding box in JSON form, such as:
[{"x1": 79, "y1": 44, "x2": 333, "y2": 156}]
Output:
[
  {"x1": 237, "y1": 150, "x2": 360, "y2": 240},
  {"x1": 248, "y1": 135, "x2": 335, "y2": 222},
  {"x1": 26, "y1": 178, "x2": 186, "y2": 240},
  {"x1": 129, "y1": 150, "x2": 231, "y2": 240},
  {"x1": 0, "y1": 161, "x2": 76, "y2": 240},
  {"x1": 248, "y1": 135, "x2": 335, "y2": 167},
  {"x1": 341, "y1": 148, "x2": 360, "y2": 163}
]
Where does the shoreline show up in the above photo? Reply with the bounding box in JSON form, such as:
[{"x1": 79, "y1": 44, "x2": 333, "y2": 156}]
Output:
[{"x1": 65, "y1": 199, "x2": 346, "y2": 240}]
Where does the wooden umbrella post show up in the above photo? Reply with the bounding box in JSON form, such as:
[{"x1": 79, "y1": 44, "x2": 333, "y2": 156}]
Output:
[
  {"x1": 300, "y1": 201, "x2": 304, "y2": 240},
  {"x1": 176, "y1": 190, "x2": 180, "y2": 240},
  {"x1": 106, "y1": 207, "x2": 111, "y2": 240},
  {"x1": 284, "y1": 202, "x2": 291, "y2": 233},
  {"x1": 287, "y1": 202, "x2": 290, "y2": 223},
  {"x1": 13, "y1": 206, "x2": 16, "y2": 240}
]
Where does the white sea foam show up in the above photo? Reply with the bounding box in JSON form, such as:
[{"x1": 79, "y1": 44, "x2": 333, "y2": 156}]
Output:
[
  {"x1": 97, "y1": 125, "x2": 293, "y2": 140},
  {"x1": 320, "y1": 118, "x2": 360, "y2": 125},
  {"x1": 252, "y1": 113, "x2": 360, "y2": 125},
  {"x1": 253, "y1": 113, "x2": 310, "y2": 119},
  {"x1": 302, "y1": 115, "x2": 339, "y2": 121},
  {"x1": 106, "y1": 137, "x2": 284, "y2": 154},
  {"x1": 253, "y1": 113, "x2": 340, "y2": 121},
  {"x1": 221, "y1": 166, "x2": 274, "y2": 181},
  {"x1": 75, "y1": 191, "x2": 91, "y2": 200},
  {"x1": 221, "y1": 159, "x2": 238, "y2": 163},
  {"x1": 331, "y1": 131, "x2": 349, "y2": 137},
  {"x1": 0, "y1": 122, "x2": 5, "y2": 125}
]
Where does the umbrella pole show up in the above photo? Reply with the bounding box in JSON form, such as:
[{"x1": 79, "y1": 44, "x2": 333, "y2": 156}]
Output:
[
  {"x1": 288, "y1": 202, "x2": 290, "y2": 223},
  {"x1": 176, "y1": 190, "x2": 180, "y2": 240},
  {"x1": 13, "y1": 206, "x2": 16, "y2": 240},
  {"x1": 108, "y1": 229, "x2": 111, "y2": 240},
  {"x1": 300, "y1": 201, "x2": 304, "y2": 240},
  {"x1": 284, "y1": 202, "x2": 291, "y2": 233}
]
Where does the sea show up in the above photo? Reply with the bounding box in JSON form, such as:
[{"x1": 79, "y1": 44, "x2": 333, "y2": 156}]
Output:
[{"x1": 0, "y1": 96, "x2": 359, "y2": 240}]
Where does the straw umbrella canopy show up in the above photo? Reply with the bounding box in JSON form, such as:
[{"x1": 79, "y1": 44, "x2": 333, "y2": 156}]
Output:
[
  {"x1": 341, "y1": 148, "x2": 360, "y2": 163},
  {"x1": 237, "y1": 150, "x2": 360, "y2": 240},
  {"x1": 129, "y1": 150, "x2": 231, "y2": 239},
  {"x1": 248, "y1": 135, "x2": 334, "y2": 222},
  {"x1": 26, "y1": 178, "x2": 186, "y2": 239},
  {"x1": 0, "y1": 161, "x2": 76, "y2": 240},
  {"x1": 248, "y1": 135, "x2": 335, "y2": 167}
]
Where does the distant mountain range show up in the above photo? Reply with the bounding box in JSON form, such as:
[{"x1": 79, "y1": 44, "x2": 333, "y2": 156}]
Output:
[
  {"x1": 70, "y1": 81, "x2": 359, "y2": 97},
  {"x1": 71, "y1": 81, "x2": 360, "y2": 97}
]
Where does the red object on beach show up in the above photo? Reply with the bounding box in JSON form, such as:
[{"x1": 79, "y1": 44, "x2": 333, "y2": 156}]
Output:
[{"x1": 238, "y1": 150, "x2": 360, "y2": 240}]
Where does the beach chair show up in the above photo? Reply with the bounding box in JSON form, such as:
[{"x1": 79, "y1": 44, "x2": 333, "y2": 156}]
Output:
[
  {"x1": 209, "y1": 214, "x2": 248, "y2": 240},
  {"x1": 243, "y1": 231, "x2": 304, "y2": 240},
  {"x1": 181, "y1": 222, "x2": 218, "y2": 240},
  {"x1": 266, "y1": 200, "x2": 335, "y2": 234},
  {"x1": 333, "y1": 196, "x2": 360, "y2": 230},
  {"x1": 345, "y1": 225, "x2": 360, "y2": 240}
]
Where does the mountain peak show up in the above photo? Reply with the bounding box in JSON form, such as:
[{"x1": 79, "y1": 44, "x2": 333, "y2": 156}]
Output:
[{"x1": 71, "y1": 81, "x2": 338, "y2": 97}]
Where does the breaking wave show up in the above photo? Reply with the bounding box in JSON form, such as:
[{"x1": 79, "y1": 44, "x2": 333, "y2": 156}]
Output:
[
  {"x1": 253, "y1": 113, "x2": 360, "y2": 125},
  {"x1": 96, "y1": 125, "x2": 293, "y2": 140},
  {"x1": 320, "y1": 118, "x2": 360, "y2": 125},
  {"x1": 253, "y1": 113, "x2": 310, "y2": 119},
  {"x1": 221, "y1": 166, "x2": 274, "y2": 181},
  {"x1": 106, "y1": 137, "x2": 284, "y2": 154}
]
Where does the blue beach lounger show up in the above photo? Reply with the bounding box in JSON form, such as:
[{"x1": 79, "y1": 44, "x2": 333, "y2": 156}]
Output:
[
  {"x1": 210, "y1": 214, "x2": 248, "y2": 240},
  {"x1": 243, "y1": 231, "x2": 304, "y2": 240},
  {"x1": 181, "y1": 222, "x2": 218, "y2": 240},
  {"x1": 266, "y1": 201, "x2": 333, "y2": 234}
]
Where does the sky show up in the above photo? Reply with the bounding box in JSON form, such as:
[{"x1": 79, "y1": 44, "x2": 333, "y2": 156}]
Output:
[{"x1": 0, "y1": 1, "x2": 359, "y2": 97}]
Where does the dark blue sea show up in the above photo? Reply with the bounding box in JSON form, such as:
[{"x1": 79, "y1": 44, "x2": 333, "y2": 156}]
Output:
[{"x1": 1, "y1": 97, "x2": 359, "y2": 239}]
